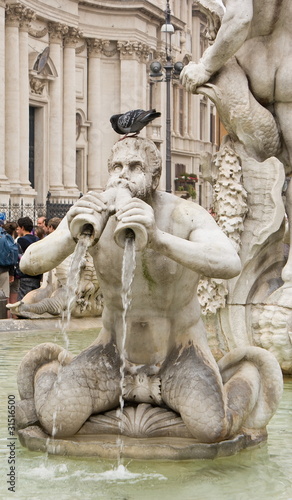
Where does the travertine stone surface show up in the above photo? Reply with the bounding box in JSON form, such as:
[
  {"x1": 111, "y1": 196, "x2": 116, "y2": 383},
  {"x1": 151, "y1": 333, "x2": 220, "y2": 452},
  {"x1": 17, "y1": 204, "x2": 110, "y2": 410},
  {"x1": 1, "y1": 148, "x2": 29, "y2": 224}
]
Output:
[
  {"x1": 16, "y1": 138, "x2": 283, "y2": 458},
  {"x1": 8, "y1": 253, "x2": 103, "y2": 318},
  {"x1": 181, "y1": 0, "x2": 292, "y2": 372}
]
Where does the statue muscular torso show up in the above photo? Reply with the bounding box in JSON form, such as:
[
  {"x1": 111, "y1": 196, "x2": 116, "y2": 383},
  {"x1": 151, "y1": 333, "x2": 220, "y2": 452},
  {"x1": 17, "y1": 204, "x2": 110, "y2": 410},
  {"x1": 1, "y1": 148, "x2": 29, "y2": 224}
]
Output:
[
  {"x1": 237, "y1": 0, "x2": 292, "y2": 164},
  {"x1": 237, "y1": 0, "x2": 292, "y2": 102},
  {"x1": 17, "y1": 144, "x2": 283, "y2": 443},
  {"x1": 91, "y1": 191, "x2": 211, "y2": 366}
]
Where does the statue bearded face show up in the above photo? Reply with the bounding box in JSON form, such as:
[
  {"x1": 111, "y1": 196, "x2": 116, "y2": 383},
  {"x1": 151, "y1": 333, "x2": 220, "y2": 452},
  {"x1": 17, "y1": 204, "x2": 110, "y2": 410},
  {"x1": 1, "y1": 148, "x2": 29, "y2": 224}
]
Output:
[{"x1": 106, "y1": 142, "x2": 160, "y2": 198}]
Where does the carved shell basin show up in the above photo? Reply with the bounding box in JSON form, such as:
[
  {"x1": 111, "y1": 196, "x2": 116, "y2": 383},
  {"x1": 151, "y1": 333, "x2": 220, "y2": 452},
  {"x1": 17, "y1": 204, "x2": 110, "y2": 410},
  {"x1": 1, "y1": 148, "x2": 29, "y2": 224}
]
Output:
[
  {"x1": 78, "y1": 403, "x2": 192, "y2": 438},
  {"x1": 17, "y1": 404, "x2": 267, "y2": 460}
]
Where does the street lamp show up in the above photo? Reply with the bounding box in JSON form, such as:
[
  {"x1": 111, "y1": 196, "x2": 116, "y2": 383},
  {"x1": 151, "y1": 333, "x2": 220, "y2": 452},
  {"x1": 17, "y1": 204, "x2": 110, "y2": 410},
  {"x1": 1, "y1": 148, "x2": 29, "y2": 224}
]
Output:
[{"x1": 149, "y1": 1, "x2": 184, "y2": 193}]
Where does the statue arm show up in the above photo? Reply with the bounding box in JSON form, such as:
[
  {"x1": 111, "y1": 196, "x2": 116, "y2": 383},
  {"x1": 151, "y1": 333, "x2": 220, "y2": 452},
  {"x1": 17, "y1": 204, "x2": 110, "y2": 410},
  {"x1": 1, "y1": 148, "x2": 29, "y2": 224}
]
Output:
[
  {"x1": 150, "y1": 222, "x2": 241, "y2": 279},
  {"x1": 21, "y1": 188, "x2": 122, "y2": 276},
  {"x1": 20, "y1": 217, "x2": 76, "y2": 276},
  {"x1": 181, "y1": 0, "x2": 253, "y2": 90},
  {"x1": 202, "y1": 0, "x2": 253, "y2": 74},
  {"x1": 116, "y1": 197, "x2": 241, "y2": 279}
]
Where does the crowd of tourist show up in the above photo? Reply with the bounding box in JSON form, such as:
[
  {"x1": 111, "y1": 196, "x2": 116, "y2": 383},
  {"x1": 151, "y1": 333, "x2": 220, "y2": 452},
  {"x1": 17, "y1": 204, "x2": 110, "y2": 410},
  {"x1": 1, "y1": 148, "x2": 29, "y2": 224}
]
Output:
[{"x1": 0, "y1": 214, "x2": 62, "y2": 318}]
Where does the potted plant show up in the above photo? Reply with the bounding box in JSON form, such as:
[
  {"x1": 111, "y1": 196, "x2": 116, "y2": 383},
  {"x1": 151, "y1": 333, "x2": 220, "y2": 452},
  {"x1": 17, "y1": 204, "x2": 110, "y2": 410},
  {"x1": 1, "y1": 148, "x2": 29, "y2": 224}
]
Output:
[{"x1": 174, "y1": 173, "x2": 198, "y2": 193}]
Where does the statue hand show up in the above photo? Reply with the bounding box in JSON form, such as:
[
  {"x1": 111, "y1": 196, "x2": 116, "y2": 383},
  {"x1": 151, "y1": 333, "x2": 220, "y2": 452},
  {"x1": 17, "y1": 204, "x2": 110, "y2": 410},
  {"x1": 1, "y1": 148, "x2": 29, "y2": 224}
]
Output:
[
  {"x1": 115, "y1": 198, "x2": 157, "y2": 245},
  {"x1": 180, "y1": 61, "x2": 212, "y2": 93},
  {"x1": 67, "y1": 191, "x2": 110, "y2": 226}
]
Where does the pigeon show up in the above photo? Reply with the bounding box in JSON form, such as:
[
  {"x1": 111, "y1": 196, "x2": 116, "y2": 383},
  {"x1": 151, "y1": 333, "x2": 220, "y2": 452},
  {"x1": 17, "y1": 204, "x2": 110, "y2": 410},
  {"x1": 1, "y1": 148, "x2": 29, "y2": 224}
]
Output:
[{"x1": 110, "y1": 108, "x2": 161, "y2": 138}]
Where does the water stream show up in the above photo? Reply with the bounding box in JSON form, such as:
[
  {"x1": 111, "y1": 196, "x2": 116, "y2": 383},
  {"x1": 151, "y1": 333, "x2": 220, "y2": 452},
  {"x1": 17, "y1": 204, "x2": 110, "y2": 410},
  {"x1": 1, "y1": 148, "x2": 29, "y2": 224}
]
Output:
[
  {"x1": 117, "y1": 235, "x2": 136, "y2": 466},
  {"x1": 49, "y1": 234, "x2": 92, "y2": 439},
  {"x1": 60, "y1": 234, "x2": 91, "y2": 350}
]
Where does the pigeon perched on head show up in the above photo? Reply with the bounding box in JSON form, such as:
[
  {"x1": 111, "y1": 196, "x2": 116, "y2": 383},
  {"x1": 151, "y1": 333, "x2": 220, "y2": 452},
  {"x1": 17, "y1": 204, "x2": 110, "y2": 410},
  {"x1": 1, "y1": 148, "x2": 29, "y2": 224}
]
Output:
[{"x1": 110, "y1": 108, "x2": 161, "y2": 138}]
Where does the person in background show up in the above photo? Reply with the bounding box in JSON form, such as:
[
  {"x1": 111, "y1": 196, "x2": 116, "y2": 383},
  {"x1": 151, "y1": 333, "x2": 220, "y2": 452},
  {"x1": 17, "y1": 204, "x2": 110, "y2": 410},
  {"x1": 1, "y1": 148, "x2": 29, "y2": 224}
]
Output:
[
  {"x1": 37, "y1": 215, "x2": 48, "y2": 235},
  {"x1": 47, "y1": 217, "x2": 62, "y2": 233},
  {"x1": 34, "y1": 226, "x2": 46, "y2": 240},
  {"x1": 3, "y1": 221, "x2": 20, "y2": 308},
  {"x1": 0, "y1": 220, "x2": 13, "y2": 311},
  {"x1": 17, "y1": 217, "x2": 42, "y2": 300}
]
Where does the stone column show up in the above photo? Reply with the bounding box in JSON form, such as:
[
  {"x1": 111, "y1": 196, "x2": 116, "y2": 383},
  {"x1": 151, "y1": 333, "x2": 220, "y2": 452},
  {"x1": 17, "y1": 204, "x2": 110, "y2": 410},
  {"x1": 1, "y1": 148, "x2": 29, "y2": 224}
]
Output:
[
  {"x1": 5, "y1": 3, "x2": 22, "y2": 192},
  {"x1": 117, "y1": 41, "x2": 150, "y2": 137},
  {"x1": 0, "y1": 0, "x2": 9, "y2": 196},
  {"x1": 48, "y1": 22, "x2": 68, "y2": 195},
  {"x1": 19, "y1": 7, "x2": 35, "y2": 191},
  {"x1": 87, "y1": 39, "x2": 103, "y2": 191},
  {"x1": 62, "y1": 27, "x2": 82, "y2": 194}
]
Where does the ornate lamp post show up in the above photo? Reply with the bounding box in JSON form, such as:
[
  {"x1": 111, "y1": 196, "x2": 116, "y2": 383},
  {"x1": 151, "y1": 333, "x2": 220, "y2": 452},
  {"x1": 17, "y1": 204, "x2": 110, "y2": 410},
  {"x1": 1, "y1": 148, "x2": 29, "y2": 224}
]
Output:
[{"x1": 149, "y1": 1, "x2": 184, "y2": 193}]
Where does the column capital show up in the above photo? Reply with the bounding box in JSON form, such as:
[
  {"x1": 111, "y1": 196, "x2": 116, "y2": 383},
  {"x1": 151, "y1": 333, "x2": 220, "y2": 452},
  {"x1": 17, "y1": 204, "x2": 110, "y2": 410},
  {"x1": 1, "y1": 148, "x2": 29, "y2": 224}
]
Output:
[
  {"x1": 48, "y1": 22, "x2": 68, "y2": 43},
  {"x1": 87, "y1": 38, "x2": 117, "y2": 58},
  {"x1": 5, "y1": 3, "x2": 35, "y2": 28},
  {"x1": 19, "y1": 7, "x2": 36, "y2": 32},
  {"x1": 117, "y1": 40, "x2": 151, "y2": 62},
  {"x1": 64, "y1": 26, "x2": 83, "y2": 48},
  {"x1": 153, "y1": 50, "x2": 167, "y2": 65}
]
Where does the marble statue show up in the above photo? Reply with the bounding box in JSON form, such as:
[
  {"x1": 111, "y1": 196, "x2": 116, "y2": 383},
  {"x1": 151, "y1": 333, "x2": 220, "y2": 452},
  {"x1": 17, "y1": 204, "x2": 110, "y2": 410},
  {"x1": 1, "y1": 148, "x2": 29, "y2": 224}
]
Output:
[
  {"x1": 181, "y1": 0, "x2": 292, "y2": 373},
  {"x1": 7, "y1": 253, "x2": 103, "y2": 319},
  {"x1": 16, "y1": 138, "x2": 283, "y2": 458}
]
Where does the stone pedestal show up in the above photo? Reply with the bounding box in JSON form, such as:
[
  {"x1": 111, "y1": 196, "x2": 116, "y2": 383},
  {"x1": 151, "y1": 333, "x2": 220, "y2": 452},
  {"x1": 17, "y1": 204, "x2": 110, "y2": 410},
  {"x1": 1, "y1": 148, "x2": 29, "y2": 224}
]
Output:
[{"x1": 18, "y1": 424, "x2": 267, "y2": 460}]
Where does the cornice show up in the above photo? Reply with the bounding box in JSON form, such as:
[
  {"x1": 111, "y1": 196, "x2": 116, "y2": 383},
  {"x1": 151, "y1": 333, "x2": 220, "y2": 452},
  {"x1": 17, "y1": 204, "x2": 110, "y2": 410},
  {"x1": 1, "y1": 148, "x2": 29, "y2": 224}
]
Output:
[
  {"x1": 79, "y1": 0, "x2": 185, "y2": 31},
  {"x1": 18, "y1": 0, "x2": 79, "y2": 27}
]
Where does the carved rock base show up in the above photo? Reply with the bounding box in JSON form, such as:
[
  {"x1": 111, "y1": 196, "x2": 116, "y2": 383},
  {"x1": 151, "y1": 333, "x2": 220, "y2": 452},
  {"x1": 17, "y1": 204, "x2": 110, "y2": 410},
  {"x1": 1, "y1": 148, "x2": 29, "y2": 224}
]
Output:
[
  {"x1": 17, "y1": 427, "x2": 267, "y2": 460},
  {"x1": 18, "y1": 404, "x2": 267, "y2": 460}
]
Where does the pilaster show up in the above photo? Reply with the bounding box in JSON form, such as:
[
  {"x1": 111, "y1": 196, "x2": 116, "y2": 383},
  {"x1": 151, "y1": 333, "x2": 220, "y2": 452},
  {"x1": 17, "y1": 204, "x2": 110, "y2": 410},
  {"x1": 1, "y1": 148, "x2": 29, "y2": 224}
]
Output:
[
  {"x1": 0, "y1": 0, "x2": 9, "y2": 197},
  {"x1": 19, "y1": 7, "x2": 36, "y2": 192},
  {"x1": 62, "y1": 26, "x2": 82, "y2": 194},
  {"x1": 47, "y1": 22, "x2": 68, "y2": 195},
  {"x1": 117, "y1": 41, "x2": 151, "y2": 127},
  {"x1": 5, "y1": 3, "x2": 22, "y2": 192},
  {"x1": 87, "y1": 38, "x2": 105, "y2": 191}
]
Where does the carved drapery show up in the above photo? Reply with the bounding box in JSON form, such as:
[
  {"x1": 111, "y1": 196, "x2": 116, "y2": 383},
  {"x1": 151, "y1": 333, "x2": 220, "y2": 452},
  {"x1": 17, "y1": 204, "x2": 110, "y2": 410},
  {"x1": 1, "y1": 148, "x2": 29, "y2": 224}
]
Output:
[
  {"x1": 28, "y1": 26, "x2": 48, "y2": 39},
  {"x1": 75, "y1": 42, "x2": 86, "y2": 55}
]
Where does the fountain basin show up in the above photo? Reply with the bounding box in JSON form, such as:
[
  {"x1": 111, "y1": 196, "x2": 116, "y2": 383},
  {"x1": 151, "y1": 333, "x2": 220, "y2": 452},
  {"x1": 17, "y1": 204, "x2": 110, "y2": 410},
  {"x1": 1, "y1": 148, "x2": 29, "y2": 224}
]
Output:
[
  {"x1": 1, "y1": 324, "x2": 291, "y2": 499},
  {"x1": 18, "y1": 424, "x2": 267, "y2": 460}
]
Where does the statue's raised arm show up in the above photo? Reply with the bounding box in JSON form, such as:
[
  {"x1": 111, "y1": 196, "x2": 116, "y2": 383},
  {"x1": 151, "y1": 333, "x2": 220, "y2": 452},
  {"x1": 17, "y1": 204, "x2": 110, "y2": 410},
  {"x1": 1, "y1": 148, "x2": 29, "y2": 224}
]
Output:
[{"x1": 181, "y1": 0, "x2": 253, "y2": 92}]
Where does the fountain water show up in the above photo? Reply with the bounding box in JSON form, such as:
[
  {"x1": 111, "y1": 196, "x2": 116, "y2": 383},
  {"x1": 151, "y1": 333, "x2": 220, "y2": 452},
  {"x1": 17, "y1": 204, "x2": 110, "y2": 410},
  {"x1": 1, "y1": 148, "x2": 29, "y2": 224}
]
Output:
[
  {"x1": 59, "y1": 233, "x2": 92, "y2": 350},
  {"x1": 0, "y1": 327, "x2": 291, "y2": 499},
  {"x1": 117, "y1": 233, "x2": 136, "y2": 467}
]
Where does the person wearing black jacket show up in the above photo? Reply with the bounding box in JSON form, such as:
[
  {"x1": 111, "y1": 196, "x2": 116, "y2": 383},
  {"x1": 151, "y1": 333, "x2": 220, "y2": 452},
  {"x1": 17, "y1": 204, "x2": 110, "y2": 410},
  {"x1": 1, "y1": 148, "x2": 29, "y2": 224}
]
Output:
[
  {"x1": 0, "y1": 220, "x2": 15, "y2": 304},
  {"x1": 16, "y1": 217, "x2": 42, "y2": 300}
]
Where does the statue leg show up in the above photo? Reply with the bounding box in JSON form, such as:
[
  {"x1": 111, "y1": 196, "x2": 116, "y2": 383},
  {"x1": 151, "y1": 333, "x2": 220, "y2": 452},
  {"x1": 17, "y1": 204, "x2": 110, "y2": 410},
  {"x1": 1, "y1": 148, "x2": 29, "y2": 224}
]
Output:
[
  {"x1": 264, "y1": 101, "x2": 292, "y2": 283},
  {"x1": 160, "y1": 343, "x2": 230, "y2": 443},
  {"x1": 218, "y1": 346, "x2": 283, "y2": 430},
  {"x1": 160, "y1": 344, "x2": 282, "y2": 443},
  {"x1": 19, "y1": 342, "x2": 121, "y2": 437},
  {"x1": 283, "y1": 179, "x2": 292, "y2": 278}
]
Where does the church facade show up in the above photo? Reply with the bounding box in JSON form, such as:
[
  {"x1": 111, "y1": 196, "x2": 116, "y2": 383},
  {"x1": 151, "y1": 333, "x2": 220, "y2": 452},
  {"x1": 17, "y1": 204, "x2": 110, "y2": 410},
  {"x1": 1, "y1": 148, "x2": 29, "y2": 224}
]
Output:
[{"x1": 0, "y1": 0, "x2": 218, "y2": 215}]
